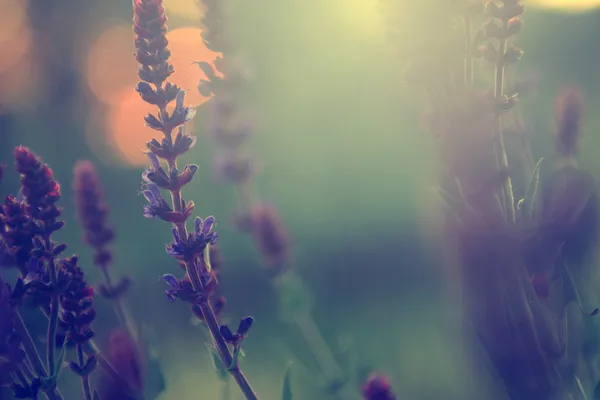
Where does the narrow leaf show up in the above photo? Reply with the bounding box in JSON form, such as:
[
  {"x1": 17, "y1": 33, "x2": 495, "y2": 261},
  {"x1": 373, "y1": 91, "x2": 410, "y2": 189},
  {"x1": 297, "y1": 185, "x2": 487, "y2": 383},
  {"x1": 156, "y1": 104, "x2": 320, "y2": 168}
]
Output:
[
  {"x1": 521, "y1": 158, "x2": 543, "y2": 221},
  {"x1": 204, "y1": 244, "x2": 212, "y2": 274},
  {"x1": 206, "y1": 344, "x2": 228, "y2": 381},
  {"x1": 281, "y1": 362, "x2": 293, "y2": 400}
]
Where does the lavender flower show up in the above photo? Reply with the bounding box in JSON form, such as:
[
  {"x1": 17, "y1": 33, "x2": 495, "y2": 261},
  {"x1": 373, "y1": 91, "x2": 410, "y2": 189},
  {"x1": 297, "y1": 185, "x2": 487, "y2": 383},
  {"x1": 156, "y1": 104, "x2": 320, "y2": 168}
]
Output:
[
  {"x1": 234, "y1": 202, "x2": 290, "y2": 274},
  {"x1": 554, "y1": 86, "x2": 584, "y2": 159},
  {"x1": 73, "y1": 161, "x2": 132, "y2": 302},
  {"x1": 133, "y1": 1, "x2": 258, "y2": 398},
  {"x1": 361, "y1": 374, "x2": 396, "y2": 400},
  {"x1": 0, "y1": 195, "x2": 38, "y2": 274},
  {"x1": 97, "y1": 330, "x2": 145, "y2": 400},
  {"x1": 73, "y1": 161, "x2": 115, "y2": 271}
]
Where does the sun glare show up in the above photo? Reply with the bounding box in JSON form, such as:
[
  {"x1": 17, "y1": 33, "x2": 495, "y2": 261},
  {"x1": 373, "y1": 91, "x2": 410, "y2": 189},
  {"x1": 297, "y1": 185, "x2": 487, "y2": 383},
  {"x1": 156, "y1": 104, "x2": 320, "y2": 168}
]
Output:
[
  {"x1": 85, "y1": 26, "x2": 218, "y2": 166},
  {"x1": 528, "y1": 0, "x2": 600, "y2": 12}
]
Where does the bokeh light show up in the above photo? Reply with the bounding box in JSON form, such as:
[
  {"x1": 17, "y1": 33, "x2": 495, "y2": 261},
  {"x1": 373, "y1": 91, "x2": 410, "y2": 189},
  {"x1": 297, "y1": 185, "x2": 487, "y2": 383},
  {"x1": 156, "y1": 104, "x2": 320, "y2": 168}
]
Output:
[
  {"x1": 528, "y1": 0, "x2": 600, "y2": 12},
  {"x1": 164, "y1": 0, "x2": 204, "y2": 20},
  {"x1": 0, "y1": 0, "x2": 39, "y2": 107},
  {"x1": 0, "y1": 0, "x2": 27, "y2": 44},
  {"x1": 85, "y1": 25, "x2": 140, "y2": 105},
  {"x1": 85, "y1": 25, "x2": 219, "y2": 165}
]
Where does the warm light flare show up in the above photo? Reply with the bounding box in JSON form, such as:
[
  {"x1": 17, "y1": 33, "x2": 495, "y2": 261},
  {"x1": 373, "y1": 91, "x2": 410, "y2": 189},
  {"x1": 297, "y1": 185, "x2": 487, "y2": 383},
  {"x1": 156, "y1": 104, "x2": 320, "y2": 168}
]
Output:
[
  {"x1": 0, "y1": 0, "x2": 27, "y2": 44},
  {"x1": 84, "y1": 25, "x2": 220, "y2": 165},
  {"x1": 84, "y1": 25, "x2": 219, "y2": 106},
  {"x1": 528, "y1": 0, "x2": 600, "y2": 12}
]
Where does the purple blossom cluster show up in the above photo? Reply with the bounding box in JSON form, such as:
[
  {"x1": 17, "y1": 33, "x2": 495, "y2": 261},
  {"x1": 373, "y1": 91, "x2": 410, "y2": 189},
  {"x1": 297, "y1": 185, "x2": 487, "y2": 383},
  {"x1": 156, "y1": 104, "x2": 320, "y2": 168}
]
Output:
[{"x1": 133, "y1": 0, "x2": 258, "y2": 398}]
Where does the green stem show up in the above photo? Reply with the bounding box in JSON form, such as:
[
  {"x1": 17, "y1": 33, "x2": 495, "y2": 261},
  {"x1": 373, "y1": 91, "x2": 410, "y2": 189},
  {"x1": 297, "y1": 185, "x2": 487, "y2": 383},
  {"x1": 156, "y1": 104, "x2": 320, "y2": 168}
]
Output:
[
  {"x1": 37, "y1": 306, "x2": 135, "y2": 396},
  {"x1": 76, "y1": 344, "x2": 93, "y2": 400},
  {"x1": 294, "y1": 313, "x2": 345, "y2": 384},
  {"x1": 165, "y1": 155, "x2": 259, "y2": 400},
  {"x1": 493, "y1": 32, "x2": 515, "y2": 223},
  {"x1": 14, "y1": 311, "x2": 48, "y2": 380},
  {"x1": 43, "y1": 239, "x2": 59, "y2": 381}
]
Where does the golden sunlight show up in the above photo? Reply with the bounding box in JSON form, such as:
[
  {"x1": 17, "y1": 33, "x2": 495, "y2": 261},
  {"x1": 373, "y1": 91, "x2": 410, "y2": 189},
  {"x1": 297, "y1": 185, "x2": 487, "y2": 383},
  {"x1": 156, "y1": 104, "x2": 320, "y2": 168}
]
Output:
[
  {"x1": 527, "y1": 0, "x2": 600, "y2": 12},
  {"x1": 85, "y1": 26, "x2": 220, "y2": 166},
  {"x1": 164, "y1": 0, "x2": 203, "y2": 20}
]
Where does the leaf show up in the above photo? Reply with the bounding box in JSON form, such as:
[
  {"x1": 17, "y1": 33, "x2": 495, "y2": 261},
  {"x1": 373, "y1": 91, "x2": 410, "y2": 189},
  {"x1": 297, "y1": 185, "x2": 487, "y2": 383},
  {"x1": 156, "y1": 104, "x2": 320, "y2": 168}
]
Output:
[
  {"x1": 54, "y1": 335, "x2": 68, "y2": 380},
  {"x1": 204, "y1": 244, "x2": 212, "y2": 274},
  {"x1": 206, "y1": 344, "x2": 228, "y2": 381},
  {"x1": 281, "y1": 362, "x2": 293, "y2": 400},
  {"x1": 228, "y1": 343, "x2": 243, "y2": 371},
  {"x1": 520, "y1": 157, "x2": 543, "y2": 222},
  {"x1": 431, "y1": 186, "x2": 476, "y2": 225}
]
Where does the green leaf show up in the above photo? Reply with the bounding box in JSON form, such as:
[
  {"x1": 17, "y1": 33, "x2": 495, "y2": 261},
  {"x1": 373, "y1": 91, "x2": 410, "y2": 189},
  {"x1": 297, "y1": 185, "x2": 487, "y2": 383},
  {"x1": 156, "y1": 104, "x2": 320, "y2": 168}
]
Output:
[
  {"x1": 53, "y1": 336, "x2": 68, "y2": 380},
  {"x1": 204, "y1": 244, "x2": 213, "y2": 274},
  {"x1": 206, "y1": 344, "x2": 228, "y2": 381},
  {"x1": 275, "y1": 271, "x2": 314, "y2": 322},
  {"x1": 228, "y1": 343, "x2": 243, "y2": 371},
  {"x1": 431, "y1": 186, "x2": 476, "y2": 224},
  {"x1": 281, "y1": 362, "x2": 293, "y2": 400},
  {"x1": 520, "y1": 158, "x2": 543, "y2": 222}
]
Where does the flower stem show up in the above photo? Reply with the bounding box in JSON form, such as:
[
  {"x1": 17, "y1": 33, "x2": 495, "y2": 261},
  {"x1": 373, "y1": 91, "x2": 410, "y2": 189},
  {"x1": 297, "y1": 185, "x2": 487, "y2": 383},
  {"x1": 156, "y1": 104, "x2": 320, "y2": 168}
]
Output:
[
  {"x1": 166, "y1": 156, "x2": 259, "y2": 400},
  {"x1": 44, "y1": 245, "x2": 59, "y2": 380},
  {"x1": 14, "y1": 312, "x2": 63, "y2": 400},
  {"x1": 493, "y1": 32, "x2": 515, "y2": 223},
  {"x1": 294, "y1": 313, "x2": 345, "y2": 385},
  {"x1": 38, "y1": 305, "x2": 136, "y2": 396},
  {"x1": 76, "y1": 344, "x2": 93, "y2": 400}
]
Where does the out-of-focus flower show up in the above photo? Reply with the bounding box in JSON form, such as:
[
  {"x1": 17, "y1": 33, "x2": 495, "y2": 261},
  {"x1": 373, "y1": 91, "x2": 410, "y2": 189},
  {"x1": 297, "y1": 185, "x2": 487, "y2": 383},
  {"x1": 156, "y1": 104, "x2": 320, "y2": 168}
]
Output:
[
  {"x1": 73, "y1": 161, "x2": 115, "y2": 270},
  {"x1": 58, "y1": 256, "x2": 96, "y2": 346},
  {"x1": 97, "y1": 329, "x2": 145, "y2": 400},
  {"x1": 361, "y1": 373, "x2": 396, "y2": 400},
  {"x1": 554, "y1": 86, "x2": 584, "y2": 159},
  {"x1": 235, "y1": 202, "x2": 290, "y2": 273}
]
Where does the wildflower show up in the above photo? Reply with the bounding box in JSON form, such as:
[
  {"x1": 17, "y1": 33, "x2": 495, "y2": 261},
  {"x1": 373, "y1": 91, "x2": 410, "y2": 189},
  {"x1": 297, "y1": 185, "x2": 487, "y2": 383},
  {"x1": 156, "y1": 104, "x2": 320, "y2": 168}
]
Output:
[
  {"x1": 361, "y1": 374, "x2": 396, "y2": 400},
  {"x1": 58, "y1": 256, "x2": 96, "y2": 345},
  {"x1": 213, "y1": 153, "x2": 257, "y2": 185},
  {"x1": 236, "y1": 202, "x2": 290, "y2": 273},
  {"x1": 0, "y1": 195, "x2": 38, "y2": 273},
  {"x1": 13, "y1": 146, "x2": 62, "y2": 233},
  {"x1": 165, "y1": 216, "x2": 217, "y2": 262},
  {"x1": 73, "y1": 161, "x2": 115, "y2": 270},
  {"x1": 554, "y1": 86, "x2": 584, "y2": 159},
  {"x1": 97, "y1": 330, "x2": 145, "y2": 400}
]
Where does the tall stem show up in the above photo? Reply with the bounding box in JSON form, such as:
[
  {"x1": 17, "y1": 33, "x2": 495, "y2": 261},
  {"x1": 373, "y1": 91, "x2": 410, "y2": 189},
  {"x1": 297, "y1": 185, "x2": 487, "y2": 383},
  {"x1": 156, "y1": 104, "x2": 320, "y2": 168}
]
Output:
[
  {"x1": 14, "y1": 311, "x2": 63, "y2": 400},
  {"x1": 76, "y1": 344, "x2": 93, "y2": 400},
  {"x1": 493, "y1": 32, "x2": 515, "y2": 223},
  {"x1": 43, "y1": 237, "x2": 59, "y2": 380},
  {"x1": 294, "y1": 313, "x2": 344, "y2": 383},
  {"x1": 166, "y1": 154, "x2": 259, "y2": 400}
]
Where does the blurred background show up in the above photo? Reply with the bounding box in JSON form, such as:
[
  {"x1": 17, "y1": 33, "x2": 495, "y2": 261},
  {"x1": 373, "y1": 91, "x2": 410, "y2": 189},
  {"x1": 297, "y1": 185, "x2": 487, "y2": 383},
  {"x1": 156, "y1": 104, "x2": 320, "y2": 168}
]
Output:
[{"x1": 1, "y1": 0, "x2": 600, "y2": 398}]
